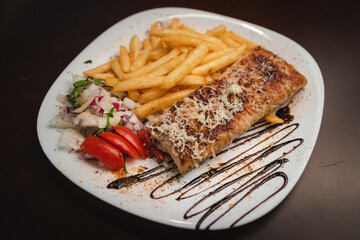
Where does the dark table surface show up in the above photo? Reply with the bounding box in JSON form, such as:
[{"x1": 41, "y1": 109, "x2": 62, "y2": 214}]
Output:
[{"x1": 2, "y1": 0, "x2": 359, "y2": 239}]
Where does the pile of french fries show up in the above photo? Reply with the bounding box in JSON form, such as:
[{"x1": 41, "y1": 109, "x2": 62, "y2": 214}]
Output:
[{"x1": 83, "y1": 18, "x2": 259, "y2": 119}]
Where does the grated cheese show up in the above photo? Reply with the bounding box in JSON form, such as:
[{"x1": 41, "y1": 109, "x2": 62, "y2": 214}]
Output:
[
  {"x1": 148, "y1": 54, "x2": 275, "y2": 162},
  {"x1": 148, "y1": 85, "x2": 244, "y2": 161}
]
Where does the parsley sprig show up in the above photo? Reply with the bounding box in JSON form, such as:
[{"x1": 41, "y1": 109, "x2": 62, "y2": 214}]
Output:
[
  {"x1": 123, "y1": 155, "x2": 128, "y2": 174},
  {"x1": 95, "y1": 107, "x2": 115, "y2": 135},
  {"x1": 94, "y1": 107, "x2": 123, "y2": 135}
]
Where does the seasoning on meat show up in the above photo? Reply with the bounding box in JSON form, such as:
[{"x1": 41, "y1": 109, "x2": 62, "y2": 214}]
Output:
[{"x1": 148, "y1": 46, "x2": 307, "y2": 174}]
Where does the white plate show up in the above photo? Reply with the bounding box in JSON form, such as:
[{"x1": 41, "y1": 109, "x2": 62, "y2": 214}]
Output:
[{"x1": 37, "y1": 7, "x2": 324, "y2": 230}]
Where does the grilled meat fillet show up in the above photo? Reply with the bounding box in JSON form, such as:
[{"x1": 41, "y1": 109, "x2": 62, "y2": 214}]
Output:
[{"x1": 148, "y1": 46, "x2": 307, "y2": 174}]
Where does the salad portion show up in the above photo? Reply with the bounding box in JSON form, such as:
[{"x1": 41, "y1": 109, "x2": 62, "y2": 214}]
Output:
[{"x1": 50, "y1": 76, "x2": 166, "y2": 171}]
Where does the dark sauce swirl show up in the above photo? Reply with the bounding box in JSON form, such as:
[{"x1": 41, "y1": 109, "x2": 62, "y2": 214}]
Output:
[
  {"x1": 107, "y1": 165, "x2": 175, "y2": 189},
  {"x1": 107, "y1": 106, "x2": 303, "y2": 230}
]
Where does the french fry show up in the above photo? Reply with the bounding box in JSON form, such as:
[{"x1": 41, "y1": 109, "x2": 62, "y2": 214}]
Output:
[
  {"x1": 177, "y1": 46, "x2": 190, "y2": 54},
  {"x1": 162, "y1": 40, "x2": 183, "y2": 49},
  {"x1": 150, "y1": 22, "x2": 162, "y2": 50},
  {"x1": 204, "y1": 75, "x2": 214, "y2": 84},
  {"x1": 177, "y1": 75, "x2": 206, "y2": 86},
  {"x1": 179, "y1": 24, "x2": 199, "y2": 33},
  {"x1": 127, "y1": 48, "x2": 180, "y2": 78},
  {"x1": 160, "y1": 39, "x2": 168, "y2": 48},
  {"x1": 112, "y1": 60, "x2": 126, "y2": 80},
  {"x1": 160, "y1": 35, "x2": 220, "y2": 51},
  {"x1": 171, "y1": 18, "x2": 180, "y2": 29},
  {"x1": 119, "y1": 46, "x2": 131, "y2": 72},
  {"x1": 206, "y1": 25, "x2": 227, "y2": 37},
  {"x1": 211, "y1": 71, "x2": 222, "y2": 80},
  {"x1": 151, "y1": 29, "x2": 227, "y2": 50},
  {"x1": 168, "y1": 85, "x2": 189, "y2": 92},
  {"x1": 129, "y1": 35, "x2": 141, "y2": 61},
  {"x1": 113, "y1": 74, "x2": 203, "y2": 92},
  {"x1": 200, "y1": 48, "x2": 234, "y2": 65},
  {"x1": 134, "y1": 88, "x2": 195, "y2": 119},
  {"x1": 83, "y1": 59, "x2": 117, "y2": 75},
  {"x1": 89, "y1": 72, "x2": 116, "y2": 79},
  {"x1": 163, "y1": 42, "x2": 209, "y2": 89},
  {"x1": 264, "y1": 112, "x2": 284, "y2": 124},
  {"x1": 105, "y1": 77, "x2": 120, "y2": 87},
  {"x1": 220, "y1": 32, "x2": 243, "y2": 48},
  {"x1": 127, "y1": 90, "x2": 140, "y2": 101},
  {"x1": 147, "y1": 53, "x2": 187, "y2": 76},
  {"x1": 142, "y1": 38, "x2": 151, "y2": 49},
  {"x1": 129, "y1": 44, "x2": 152, "y2": 72},
  {"x1": 151, "y1": 37, "x2": 163, "y2": 50},
  {"x1": 150, "y1": 48, "x2": 170, "y2": 61},
  {"x1": 113, "y1": 76, "x2": 166, "y2": 92},
  {"x1": 191, "y1": 45, "x2": 246, "y2": 75},
  {"x1": 150, "y1": 37, "x2": 162, "y2": 49},
  {"x1": 227, "y1": 31, "x2": 258, "y2": 49},
  {"x1": 150, "y1": 22, "x2": 159, "y2": 31},
  {"x1": 138, "y1": 88, "x2": 169, "y2": 104}
]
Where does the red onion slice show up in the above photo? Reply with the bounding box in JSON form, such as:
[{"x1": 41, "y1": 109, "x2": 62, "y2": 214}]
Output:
[
  {"x1": 89, "y1": 96, "x2": 105, "y2": 115},
  {"x1": 90, "y1": 96, "x2": 103, "y2": 106},
  {"x1": 125, "y1": 122, "x2": 135, "y2": 131},
  {"x1": 112, "y1": 102, "x2": 120, "y2": 110},
  {"x1": 122, "y1": 115, "x2": 130, "y2": 125}
]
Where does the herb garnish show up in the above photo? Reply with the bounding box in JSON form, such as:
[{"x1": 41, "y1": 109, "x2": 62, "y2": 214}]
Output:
[
  {"x1": 118, "y1": 118, "x2": 123, "y2": 126},
  {"x1": 95, "y1": 107, "x2": 115, "y2": 135}
]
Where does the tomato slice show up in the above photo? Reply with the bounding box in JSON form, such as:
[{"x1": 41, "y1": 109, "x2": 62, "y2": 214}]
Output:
[
  {"x1": 138, "y1": 129, "x2": 167, "y2": 162},
  {"x1": 113, "y1": 126, "x2": 147, "y2": 159},
  {"x1": 80, "y1": 136, "x2": 124, "y2": 170},
  {"x1": 98, "y1": 132, "x2": 140, "y2": 158}
]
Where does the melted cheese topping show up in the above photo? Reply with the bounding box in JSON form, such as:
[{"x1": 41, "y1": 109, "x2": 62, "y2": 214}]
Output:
[
  {"x1": 148, "y1": 53, "x2": 276, "y2": 162},
  {"x1": 148, "y1": 85, "x2": 244, "y2": 161}
]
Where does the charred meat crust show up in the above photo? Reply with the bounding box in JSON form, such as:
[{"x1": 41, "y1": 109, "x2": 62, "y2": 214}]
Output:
[{"x1": 149, "y1": 46, "x2": 307, "y2": 174}]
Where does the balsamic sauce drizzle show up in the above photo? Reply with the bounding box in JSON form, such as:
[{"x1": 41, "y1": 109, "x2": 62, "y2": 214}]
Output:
[
  {"x1": 185, "y1": 159, "x2": 289, "y2": 219},
  {"x1": 107, "y1": 106, "x2": 304, "y2": 230},
  {"x1": 107, "y1": 165, "x2": 175, "y2": 189},
  {"x1": 196, "y1": 163, "x2": 289, "y2": 230}
]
